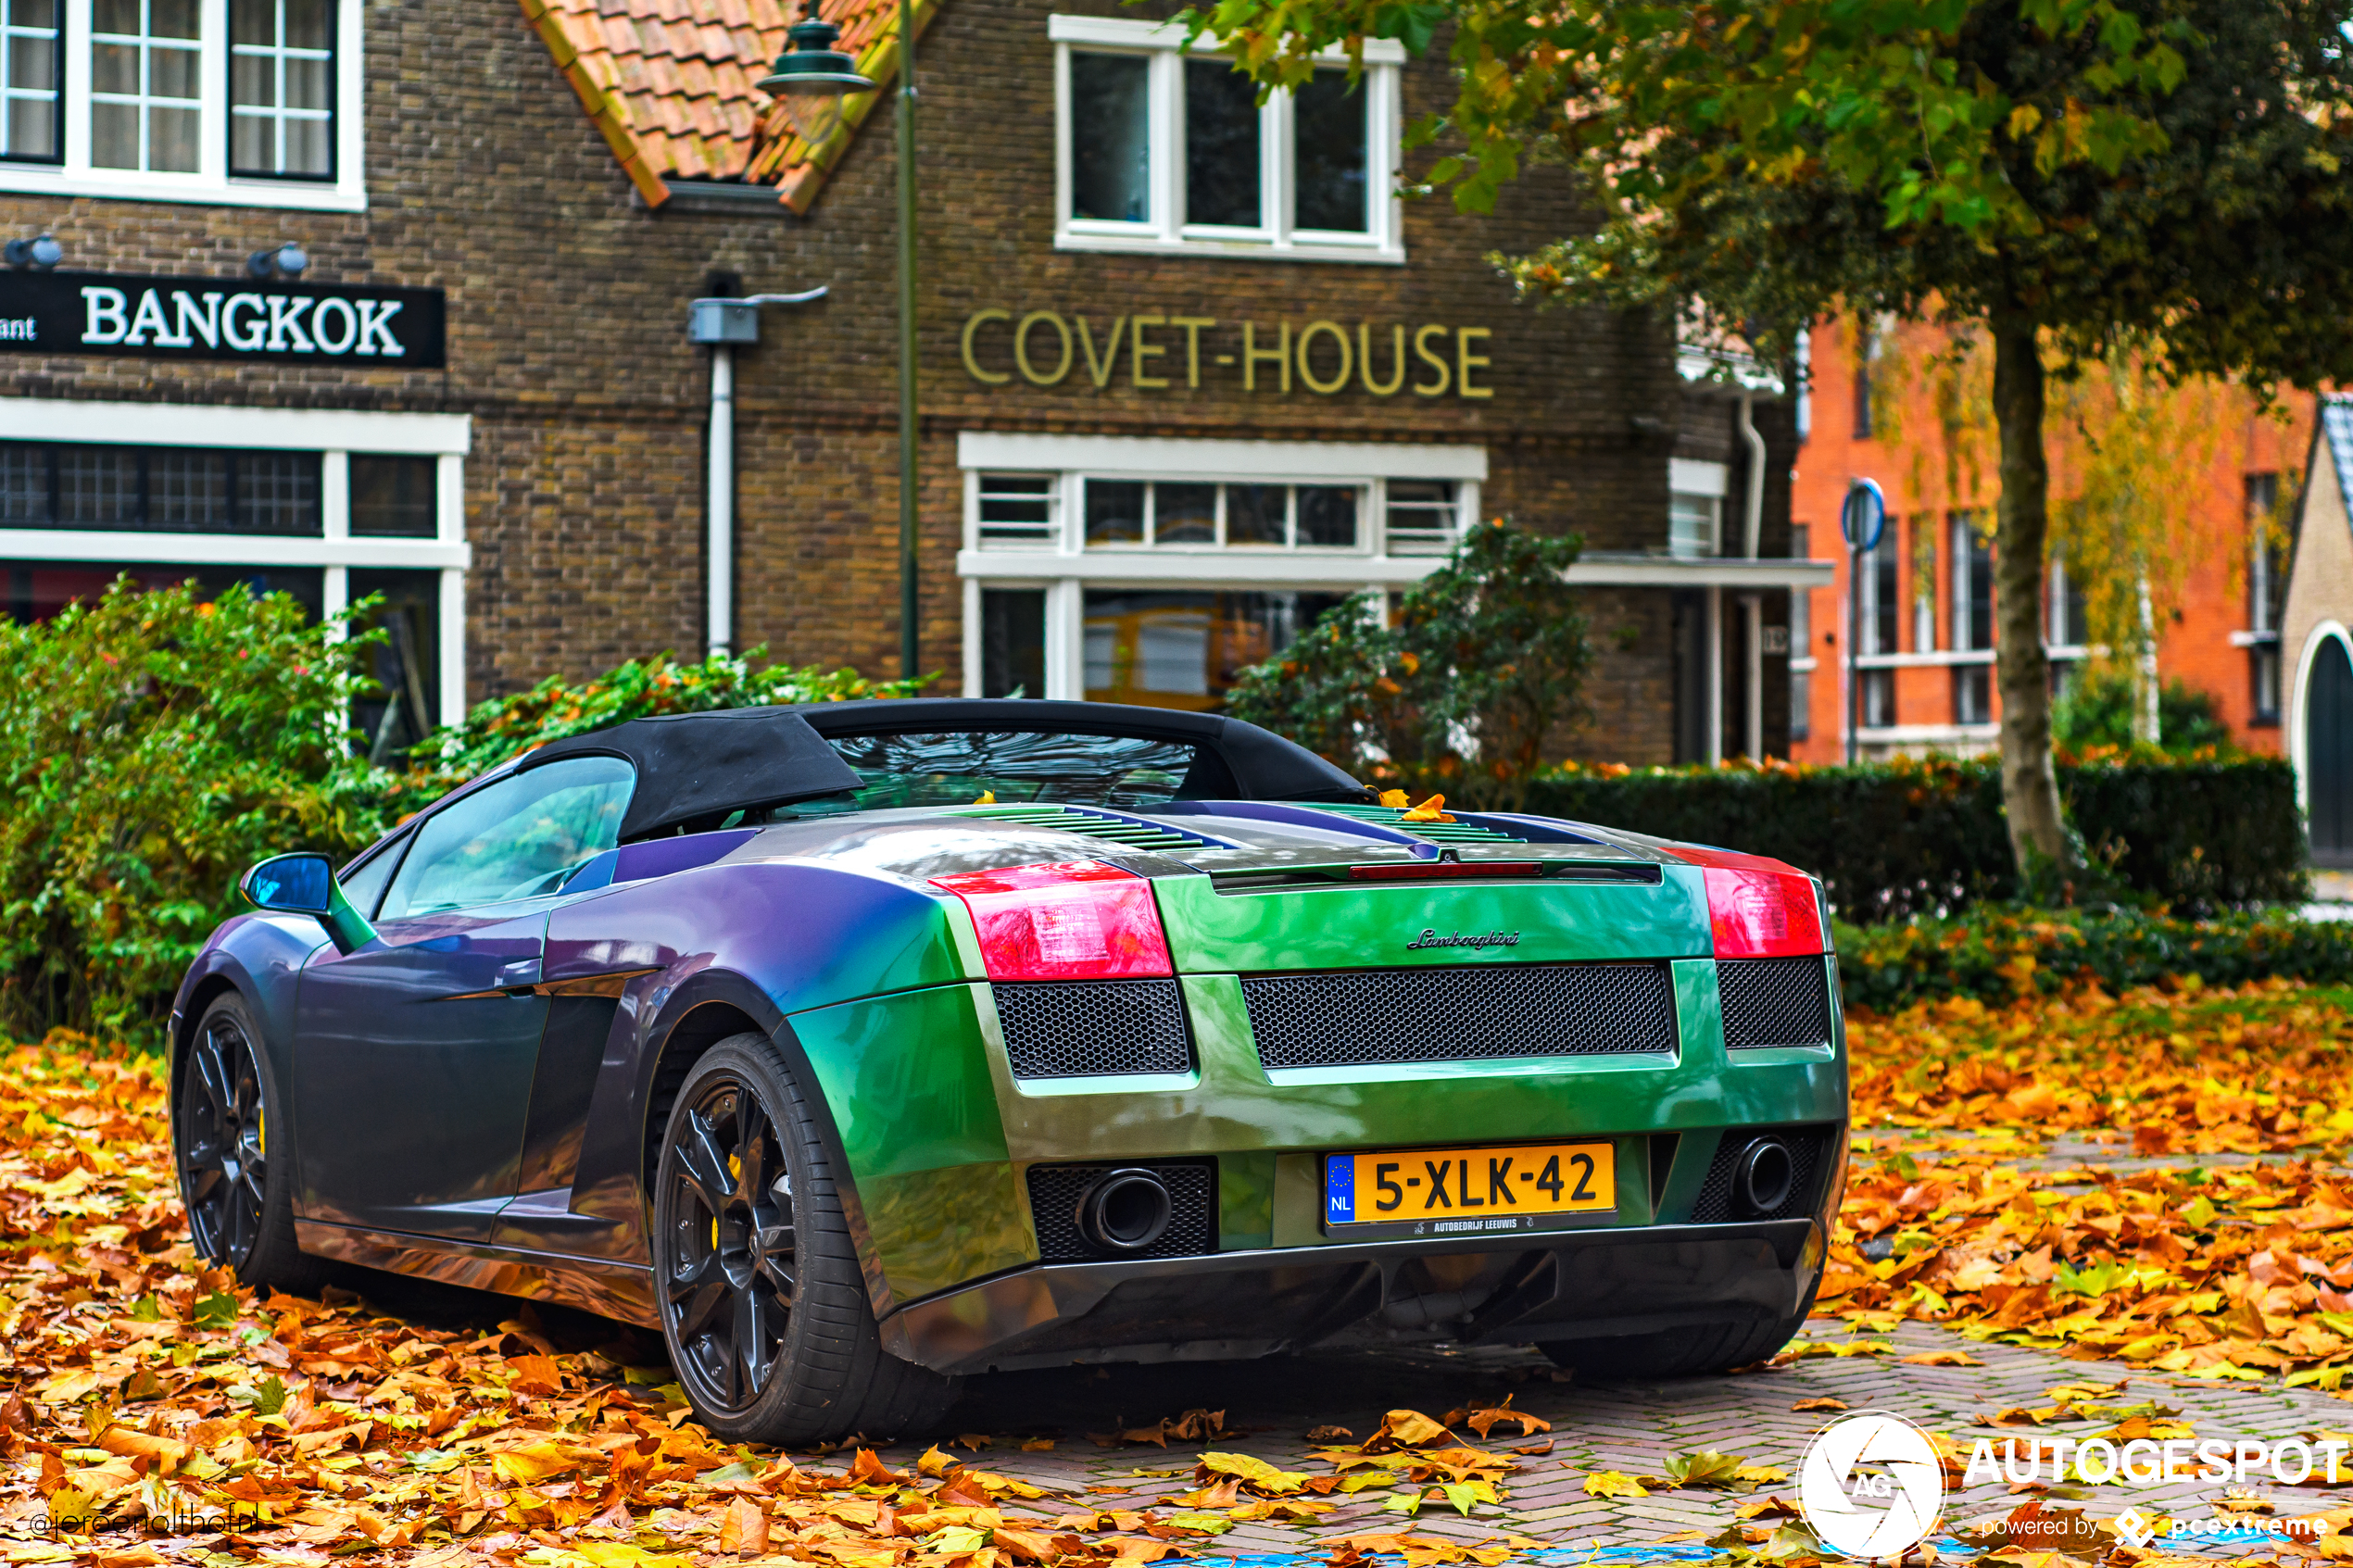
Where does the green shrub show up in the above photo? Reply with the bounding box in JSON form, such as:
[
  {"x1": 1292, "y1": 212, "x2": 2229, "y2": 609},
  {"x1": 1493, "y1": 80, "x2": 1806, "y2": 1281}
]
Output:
[
  {"x1": 1227, "y1": 519, "x2": 1592, "y2": 808},
  {"x1": 1523, "y1": 752, "x2": 2308, "y2": 921},
  {"x1": 2052, "y1": 669, "x2": 2234, "y2": 754},
  {"x1": 1840, "y1": 906, "x2": 2353, "y2": 1011},
  {"x1": 0, "y1": 581, "x2": 391, "y2": 1043}
]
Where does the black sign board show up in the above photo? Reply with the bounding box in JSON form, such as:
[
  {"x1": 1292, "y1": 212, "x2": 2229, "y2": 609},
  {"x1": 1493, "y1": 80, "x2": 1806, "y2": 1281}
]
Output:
[{"x1": 0, "y1": 269, "x2": 446, "y2": 368}]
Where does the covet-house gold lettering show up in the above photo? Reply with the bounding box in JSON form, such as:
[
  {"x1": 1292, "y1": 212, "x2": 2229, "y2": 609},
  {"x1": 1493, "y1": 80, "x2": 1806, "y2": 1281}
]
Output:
[
  {"x1": 1413, "y1": 325, "x2": 1452, "y2": 396},
  {"x1": 1297, "y1": 320, "x2": 1352, "y2": 395},
  {"x1": 1014, "y1": 310, "x2": 1072, "y2": 385},
  {"x1": 1076, "y1": 316, "x2": 1126, "y2": 387},
  {"x1": 1242, "y1": 320, "x2": 1290, "y2": 394},
  {"x1": 956, "y1": 310, "x2": 1496, "y2": 400},
  {"x1": 1129, "y1": 315, "x2": 1168, "y2": 389}
]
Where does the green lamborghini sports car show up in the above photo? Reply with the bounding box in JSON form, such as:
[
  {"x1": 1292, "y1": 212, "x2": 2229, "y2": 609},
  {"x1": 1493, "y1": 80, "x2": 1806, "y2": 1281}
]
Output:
[{"x1": 180, "y1": 698, "x2": 1845, "y2": 1442}]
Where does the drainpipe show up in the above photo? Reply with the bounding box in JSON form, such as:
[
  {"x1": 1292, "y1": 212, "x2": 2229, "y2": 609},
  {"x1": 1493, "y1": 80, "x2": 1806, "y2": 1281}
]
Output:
[
  {"x1": 1738, "y1": 394, "x2": 1769, "y2": 758},
  {"x1": 686, "y1": 285, "x2": 831, "y2": 662},
  {"x1": 707, "y1": 344, "x2": 736, "y2": 659}
]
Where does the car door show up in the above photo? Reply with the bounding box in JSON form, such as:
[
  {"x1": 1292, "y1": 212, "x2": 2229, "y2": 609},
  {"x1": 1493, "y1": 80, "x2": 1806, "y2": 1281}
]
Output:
[{"x1": 292, "y1": 755, "x2": 635, "y2": 1241}]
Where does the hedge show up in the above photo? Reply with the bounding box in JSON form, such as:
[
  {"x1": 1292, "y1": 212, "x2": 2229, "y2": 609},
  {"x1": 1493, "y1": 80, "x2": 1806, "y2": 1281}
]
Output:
[
  {"x1": 1838, "y1": 907, "x2": 2353, "y2": 1012},
  {"x1": 1522, "y1": 753, "x2": 2309, "y2": 922}
]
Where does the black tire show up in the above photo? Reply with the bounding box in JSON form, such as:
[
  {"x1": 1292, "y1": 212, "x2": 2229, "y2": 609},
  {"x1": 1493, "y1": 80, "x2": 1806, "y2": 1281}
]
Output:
[
  {"x1": 173, "y1": 994, "x2": 325, "y2": 1294},
  {"x1": 651, "y1": 1032, "x2": 959, "y2": 1443}
]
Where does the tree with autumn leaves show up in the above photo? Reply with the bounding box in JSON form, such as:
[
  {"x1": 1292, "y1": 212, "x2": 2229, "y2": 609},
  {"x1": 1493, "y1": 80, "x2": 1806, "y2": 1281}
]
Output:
[{"x1": 1192, "y1": 0, "x2": 2353, "y2": 884}]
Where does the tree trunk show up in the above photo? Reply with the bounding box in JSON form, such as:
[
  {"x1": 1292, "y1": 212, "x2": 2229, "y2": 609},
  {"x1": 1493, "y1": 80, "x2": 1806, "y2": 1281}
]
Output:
[{"x1": 1990, "y1": 319, "x2": 2073, "y2": 882}]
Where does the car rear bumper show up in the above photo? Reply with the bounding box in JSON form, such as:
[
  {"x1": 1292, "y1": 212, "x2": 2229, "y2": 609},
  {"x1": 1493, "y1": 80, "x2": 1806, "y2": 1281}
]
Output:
[{"x1": 875, "y1": 1215, "x2": 1824, "y2": 1375}]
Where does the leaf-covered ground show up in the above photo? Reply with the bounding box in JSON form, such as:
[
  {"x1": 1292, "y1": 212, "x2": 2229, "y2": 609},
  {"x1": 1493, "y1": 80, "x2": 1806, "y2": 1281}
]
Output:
[
  {"x1": 3, "y1": 983, "x2": 2350, "y2": 1567},
  {"x1": 1832, "y1": 981, "x2": 2353, "y2": 1394}
]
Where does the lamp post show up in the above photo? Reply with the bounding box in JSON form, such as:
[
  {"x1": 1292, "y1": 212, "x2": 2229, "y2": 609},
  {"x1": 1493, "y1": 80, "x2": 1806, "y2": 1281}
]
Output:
[
  {"x1": 1840, "y1": 478, "x2": 1887, "y2": 766},
  {"x1": 761, "y1": 12, "x2": 922, "y2": 681}
]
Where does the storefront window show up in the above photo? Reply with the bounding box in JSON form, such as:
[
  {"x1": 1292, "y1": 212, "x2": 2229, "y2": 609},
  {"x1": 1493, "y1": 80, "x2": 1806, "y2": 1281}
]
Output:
[
  {"x1": 1068, "y1": 51, "x2": 1148, "y2": 223},
  {"x1": 980, "y1": 588, "x2": 1046, "y2": 698},
  {"x1": 349, "y1": 453, "x2": 436, "y2": 537},
  {"x1": 1385, "y1": 480, "x2": 1456, "y2": 554},
  {"x1": 1076, "y1": 477, "x2": 1368, "y2": 550},
  {"x1": 0, "y1": 559, "x2": 322, "y2": 621},
  {"x1": 1083, "y1": 588, "x2": 1350, "y2": 710},
  {"x1": 348, "y1": 567, "x2": 438, "y2": 762},
  {"x1": 1, "y1": 441, "x2": 321, "y2": 533},
  {"x1": 976, "y1": 472, "x2": 1055, "y2": 547}
]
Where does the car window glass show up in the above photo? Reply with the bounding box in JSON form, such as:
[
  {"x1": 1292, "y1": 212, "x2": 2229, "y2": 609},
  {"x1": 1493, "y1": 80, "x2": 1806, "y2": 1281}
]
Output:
[
  {"x1": 378, "y1": 757, "x2": 635, "y2": 919},
  {"x1": 811, "y1": 730, "x2": 1202, "y2": 809},
  {"x1": 336, "y1": 834, "x2": 408, "y2": 920}
]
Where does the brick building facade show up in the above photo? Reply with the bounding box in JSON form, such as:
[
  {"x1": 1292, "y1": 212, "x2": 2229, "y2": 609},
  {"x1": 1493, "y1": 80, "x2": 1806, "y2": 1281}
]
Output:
[{"x1": 0, "y1": 0, "x2": 1820, "y2": 764}]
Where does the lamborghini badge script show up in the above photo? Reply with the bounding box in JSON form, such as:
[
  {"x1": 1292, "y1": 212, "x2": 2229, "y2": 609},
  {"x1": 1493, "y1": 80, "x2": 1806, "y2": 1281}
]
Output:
[{"x1": 1405, "y1": 929, "x2": 1521, "y2": 950}]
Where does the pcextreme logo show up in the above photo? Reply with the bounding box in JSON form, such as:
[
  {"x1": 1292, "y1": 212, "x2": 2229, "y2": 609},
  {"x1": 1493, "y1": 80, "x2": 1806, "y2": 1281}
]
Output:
[{"x1": 1798, "y1": 1411, "x2": 1946, "y2": 1558}]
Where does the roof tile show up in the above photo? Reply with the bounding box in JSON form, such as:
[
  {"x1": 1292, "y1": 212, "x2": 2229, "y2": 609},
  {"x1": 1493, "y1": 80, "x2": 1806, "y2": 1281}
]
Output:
[{"x1": 516, "y1": 0, "x2": 933, "y2": 210}]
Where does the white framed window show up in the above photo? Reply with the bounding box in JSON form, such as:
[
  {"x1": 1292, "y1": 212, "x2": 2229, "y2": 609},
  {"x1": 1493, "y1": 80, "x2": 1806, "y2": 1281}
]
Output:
[
  {"x1": 1051, "y1": 13, "x2": 1404, "y2": 265},
  {"x1": 0, "y1": 399, "x2": 468, "y2": 732},
  {"x1": 0, "y1": 0, "x2": 362, "y2": 208},
  {"x1": 1667, "y1": 459, "x2": 1727, "y2": 558},
  {"x1": 957, "y1": 433, "x2": 1482, "y2": 702}
]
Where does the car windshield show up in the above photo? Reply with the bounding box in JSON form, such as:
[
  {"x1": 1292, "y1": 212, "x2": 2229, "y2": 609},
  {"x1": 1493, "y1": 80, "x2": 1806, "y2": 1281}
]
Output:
[{"x1": 807, "y1": 729, "x2": 1202, "y2": 810}]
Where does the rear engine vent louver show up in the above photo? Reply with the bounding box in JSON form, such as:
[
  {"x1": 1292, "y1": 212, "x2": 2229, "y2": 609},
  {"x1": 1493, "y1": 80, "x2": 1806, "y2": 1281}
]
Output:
[
  {"x1": 951, "y1": 804, "x2": 1215, "y2": 854},
  {"x1": 1026, "y1": 1160, "x2": 1217, "y2": 1261},
  {"x1": 1688, "y1": 1125, "x2": 1835, "y2": 1223},
  {"x1": 1241, "y1": 961, "x2": 1677, "y2": 1069},
  {"x1": 1315, "y1": 801, "x2": 1529, "y2": 846},
  {"x1": 992, "y1": 979, "x2": 1192, "y2": 1077},
  {"x1": 1718, "y1": 956, "x2": 1834, "y2": 1049}
]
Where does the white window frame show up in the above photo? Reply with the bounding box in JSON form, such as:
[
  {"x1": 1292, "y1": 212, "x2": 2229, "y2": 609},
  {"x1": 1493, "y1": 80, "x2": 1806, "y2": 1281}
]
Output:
[
  {"x1": 957, "y1": 432, "x2": 1482, "y2": 698},
  {"x1": 2, "y1": 397, "x2": 468, "y2": 720},
  {"x1": 0, "y1": 0, "x2": 364, "y2": 210},
  {"x1": 1050, "y1": 14, "x2": 1404, "y2": 266}
]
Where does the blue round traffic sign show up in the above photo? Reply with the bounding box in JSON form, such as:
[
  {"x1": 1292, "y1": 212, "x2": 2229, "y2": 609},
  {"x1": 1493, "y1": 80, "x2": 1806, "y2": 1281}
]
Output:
[{"x1": 1841, "y1": 478, "x2": 1888, "y2": 553}]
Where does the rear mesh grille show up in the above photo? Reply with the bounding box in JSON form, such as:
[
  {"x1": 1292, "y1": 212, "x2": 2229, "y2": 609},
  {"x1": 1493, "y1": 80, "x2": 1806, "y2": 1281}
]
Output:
[
  {"x1": 1718, "y1": 957, "x2": 1834, "y2": 1048},
  {"x1": 1241, "y1": 962, "x2": 1677, "y2": 1069},
  {"x1": 993, "y1": 980, "x2": 1191, "y2": 1078},
  {"x1": 1689, "y1": 1126, "x2": 1834, "y2": 1223},
  {"x1": 1026, "y1": 1160, "x2": 1217, "y2": 1261}
]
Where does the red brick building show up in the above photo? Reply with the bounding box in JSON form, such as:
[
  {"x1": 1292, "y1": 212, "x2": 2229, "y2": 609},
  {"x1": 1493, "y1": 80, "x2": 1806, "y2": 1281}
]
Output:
[
  {"x1": 1789, "y1": 318, "x2": 2310, "y2": 760},
  {"x1": 0, "y1": 0, "x2": 1822, "y2": 763}
]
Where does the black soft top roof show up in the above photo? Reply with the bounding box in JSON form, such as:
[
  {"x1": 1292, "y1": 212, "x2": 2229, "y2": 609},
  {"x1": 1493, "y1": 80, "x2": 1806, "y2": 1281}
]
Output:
[{"x1": 515, "y1": 698, "x2": 1367, "y2": 841}]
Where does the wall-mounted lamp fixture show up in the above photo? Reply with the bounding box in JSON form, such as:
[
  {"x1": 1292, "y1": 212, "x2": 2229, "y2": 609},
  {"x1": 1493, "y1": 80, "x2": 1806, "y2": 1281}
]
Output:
[
  {"x1": 4, "y1": 234, "x2": 62, "y2": 270},
  {"x1": 686, "y1": 286, "x2": 829, "y2": 345},
  {"x1": 247, "y1": 242, "x2": 309, "y2": 280}
]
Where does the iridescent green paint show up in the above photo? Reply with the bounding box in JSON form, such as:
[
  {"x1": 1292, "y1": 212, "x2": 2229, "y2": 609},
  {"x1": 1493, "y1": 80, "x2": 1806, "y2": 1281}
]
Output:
[
  {"x1": 787, "y1": 983, "x2": 1029, "y2": 1303},
  {"x1": 1151, "y1": 868, "x2": 1713, "y2": 972}
]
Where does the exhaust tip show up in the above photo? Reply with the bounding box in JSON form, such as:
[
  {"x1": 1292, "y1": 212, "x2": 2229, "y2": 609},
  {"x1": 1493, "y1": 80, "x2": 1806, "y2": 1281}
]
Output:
[
  {"x1": 1075, "y1": 1168, "x2": 1174, "y2": 1253},
  {"x1": 1733, "y1": 1136, "x2": 1795, "y2": 1217}
]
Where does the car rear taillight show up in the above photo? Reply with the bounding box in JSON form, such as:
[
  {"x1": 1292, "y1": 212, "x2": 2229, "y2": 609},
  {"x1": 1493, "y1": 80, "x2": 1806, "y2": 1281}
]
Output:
[
  {"x1": 1669, "y1": 846, "x2": 1826, "y2": 958},
  {"x1": 929, "y1": 859, "x2": 1175, "y2": 981}
]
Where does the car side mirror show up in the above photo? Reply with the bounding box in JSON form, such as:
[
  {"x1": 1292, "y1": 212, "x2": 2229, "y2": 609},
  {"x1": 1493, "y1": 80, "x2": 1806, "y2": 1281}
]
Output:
[{"x1": 240, "y1": 854, "x2": 377, "y2": 955}]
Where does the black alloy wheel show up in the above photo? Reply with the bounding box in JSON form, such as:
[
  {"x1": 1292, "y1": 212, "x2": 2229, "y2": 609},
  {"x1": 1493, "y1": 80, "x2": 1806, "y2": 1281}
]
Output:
[
  {"x1": 662, "y1": 1076, "x2": 797, "y2": 1411},
  {"x1": 173, "y1": 995, "x2": 320, "y2": 1291},
  {"x1": 181, "y1": 1008, "x2": 270, "y2": 1264},
  {"x1": 650, "y1": 1033, "x2": 958, "y2": 1443}
]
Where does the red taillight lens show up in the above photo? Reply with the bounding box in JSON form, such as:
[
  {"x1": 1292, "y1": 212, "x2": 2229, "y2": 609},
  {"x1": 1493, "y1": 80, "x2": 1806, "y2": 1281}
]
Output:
[
  {"x1": 1702, "y1": 867, "x2": 1824, "y2": 958},
  {"x1": 929, "y1": 859, "x2": 1175, "y2": 981}
]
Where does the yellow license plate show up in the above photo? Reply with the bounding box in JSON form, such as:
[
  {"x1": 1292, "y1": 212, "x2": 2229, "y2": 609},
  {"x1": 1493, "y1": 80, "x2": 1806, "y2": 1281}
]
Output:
[{"x1": 1325, "y1": 1141, "x2": 1615, "y2": 1228}]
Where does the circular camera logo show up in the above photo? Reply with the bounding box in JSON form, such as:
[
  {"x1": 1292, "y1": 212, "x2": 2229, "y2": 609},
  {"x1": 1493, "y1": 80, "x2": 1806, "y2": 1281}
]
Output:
[{"x1": 1799, "y1": 1411, "x2": 1945, "y2": 1558}]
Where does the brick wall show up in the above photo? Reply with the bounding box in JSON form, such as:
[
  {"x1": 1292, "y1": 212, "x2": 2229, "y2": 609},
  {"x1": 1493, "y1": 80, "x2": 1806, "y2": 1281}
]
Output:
[{"x1": 0, "y1": 0, "x2": 1781, "y2": 764}]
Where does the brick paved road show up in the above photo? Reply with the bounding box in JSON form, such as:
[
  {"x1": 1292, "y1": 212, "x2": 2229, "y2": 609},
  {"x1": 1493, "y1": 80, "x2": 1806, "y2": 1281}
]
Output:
[{"x1": 896, "y1": 1320, "x2": 2353, "y2": 1563}]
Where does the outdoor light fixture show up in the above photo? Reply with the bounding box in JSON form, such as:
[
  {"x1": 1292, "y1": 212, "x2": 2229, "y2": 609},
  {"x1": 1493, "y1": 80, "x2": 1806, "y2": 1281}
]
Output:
[
  {"x1": 756, "y1": 15, "x2": 876, "y2": 148},
  {"x1": 4, "y1": 233, "x2": 61, "y2": 270},
  {"x1": 247, "y1": 242, "x2": 309, "y2": 280}
]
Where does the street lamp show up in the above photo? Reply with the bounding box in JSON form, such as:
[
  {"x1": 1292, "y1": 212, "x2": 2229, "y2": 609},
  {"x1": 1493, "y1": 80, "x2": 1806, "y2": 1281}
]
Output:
[{"x1": 761, "y1": 10, "x2": 925, "y2": 683}]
